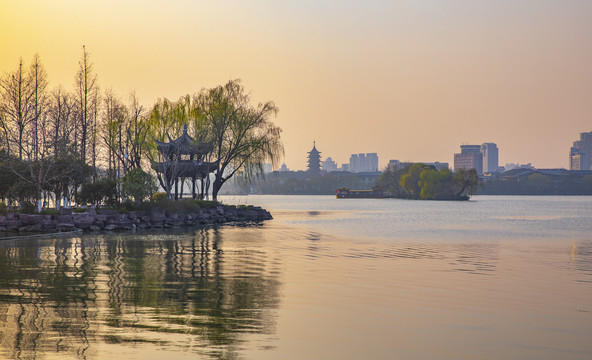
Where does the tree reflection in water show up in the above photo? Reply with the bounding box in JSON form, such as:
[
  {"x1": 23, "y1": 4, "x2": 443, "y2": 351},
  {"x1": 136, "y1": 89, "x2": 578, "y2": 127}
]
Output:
[{"x1": 0, "y1": 227, "x2": 282, "y2": 359}]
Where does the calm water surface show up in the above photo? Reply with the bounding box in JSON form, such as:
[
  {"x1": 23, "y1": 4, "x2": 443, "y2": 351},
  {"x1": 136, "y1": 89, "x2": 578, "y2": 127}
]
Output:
[{"x1": 1, "y1": 195, "x2": 591, "y2": 359}]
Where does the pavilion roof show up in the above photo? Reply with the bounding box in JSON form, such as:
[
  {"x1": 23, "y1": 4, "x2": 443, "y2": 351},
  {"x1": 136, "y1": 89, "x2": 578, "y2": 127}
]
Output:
[{"x1": 155, "y1": 124, "x2": 212, "y2": 156}]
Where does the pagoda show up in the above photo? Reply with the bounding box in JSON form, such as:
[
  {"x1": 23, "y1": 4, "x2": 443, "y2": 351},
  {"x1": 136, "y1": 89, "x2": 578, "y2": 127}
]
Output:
[
  {"x1": 307, "y1": 141, "x2": 322, "y2": 174},
  {"x1": 152, "y1": 124, "x2": 218, "y2": 199}
]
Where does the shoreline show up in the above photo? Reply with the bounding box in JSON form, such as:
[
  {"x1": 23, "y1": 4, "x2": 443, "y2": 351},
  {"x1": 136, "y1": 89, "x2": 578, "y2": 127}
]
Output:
[{"x1": 0, "y1": 204, "x2": 273, "y2": 237}]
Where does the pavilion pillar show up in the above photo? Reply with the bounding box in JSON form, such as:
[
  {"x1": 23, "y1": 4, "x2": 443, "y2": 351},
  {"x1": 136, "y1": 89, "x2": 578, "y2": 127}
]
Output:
[
  {"x1": 175, "y1": 178, "x2": 179, "y2": 200},
  {"x1": 192, "y1": 177, "x2": 196, "y2": 199}
]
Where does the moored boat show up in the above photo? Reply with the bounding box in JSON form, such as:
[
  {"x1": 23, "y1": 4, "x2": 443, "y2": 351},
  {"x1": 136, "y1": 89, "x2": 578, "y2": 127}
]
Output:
[{"x1": 336, "y1": 187, "x2": 385, "y2": 199}]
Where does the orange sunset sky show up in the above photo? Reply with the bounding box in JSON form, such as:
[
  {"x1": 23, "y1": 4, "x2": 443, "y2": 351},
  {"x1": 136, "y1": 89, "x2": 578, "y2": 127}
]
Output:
[{"x1": 1, "y1": 0, "x2": 591, "y2": 170}]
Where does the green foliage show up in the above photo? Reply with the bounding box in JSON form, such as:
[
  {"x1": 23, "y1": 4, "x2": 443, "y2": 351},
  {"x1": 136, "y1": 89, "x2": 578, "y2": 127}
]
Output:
[
  {"x1": 377, "y1": 164, "x2": 478, "y2": 200},
  {"x1": 121, "y1": 168, "x2": 159, "y2": 203},
  {"x1": 192, "y1": 79, "x2": 284, "y2": 200},
  {"x1": 78, "y1": 178, "x2": 118, "y2": 207},
  {"x1": 152, "y1": 192, "x2": 169, "y2": 202},
  {"x1": 400, "y1": 163, "x2": 431, "y2": 199},
  {"x1": 151, "y1": 197, "x2": 218, "y2": 214},
  {"x1": 40, "y1": 208, "x2": 60, "y2": 215},
  {"x1": 377, "y1": 167, "x2": 407, "y2": 198},
  {"x1": 0, "y1": 202, "x2": 7, "y2": 215},
  {"x1": 453, "y1": 168, "x2": 480, "y2": 196},
  {"x1": 7, "y1": 181, "x2": 37, "y2": 211},
  {"x1": 419, "y1": 168, "x2": 456, "y2": 200}
]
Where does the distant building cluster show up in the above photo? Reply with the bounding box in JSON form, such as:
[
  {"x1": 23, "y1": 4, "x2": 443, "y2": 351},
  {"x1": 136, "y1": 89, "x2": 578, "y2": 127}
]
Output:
[
  {"x1": 278, "y1": 132, "x2": 592, "y2": 176},
  {"x1": 454, "y1": 143, "x2": 500, "y2": 175},
  {"x1": 570, "y1": 131, "x2": 592, "y2": 170},
  {"x1": 303, "y1": 142, "x2": 382, "y2": 174},
  {"x1": 387, "y1": 160, "x2": 449, "y2": 171},
  {"x1": 321, "y1": 157, "x2": 338, "y2": 172},
  {"x1": 348, "y1": 153, "x2": 378, "y2": 173}
]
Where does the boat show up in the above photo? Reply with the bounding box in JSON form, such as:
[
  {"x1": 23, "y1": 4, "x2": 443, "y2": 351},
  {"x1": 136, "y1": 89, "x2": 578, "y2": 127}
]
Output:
[{"x1": 336, "y1": 187, "x2": 385, "y2": 199}]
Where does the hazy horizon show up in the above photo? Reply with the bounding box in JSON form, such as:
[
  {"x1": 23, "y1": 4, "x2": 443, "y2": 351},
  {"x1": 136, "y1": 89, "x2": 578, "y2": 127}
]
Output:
[{"x1": 2, "y1": 0, "x2": 591, "y2": 170}]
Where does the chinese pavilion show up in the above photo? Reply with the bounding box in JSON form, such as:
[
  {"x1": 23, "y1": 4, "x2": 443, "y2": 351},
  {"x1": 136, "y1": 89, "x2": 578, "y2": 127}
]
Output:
[{"x1": 152, "y1": 124, "x2": 218, "y2": 199}]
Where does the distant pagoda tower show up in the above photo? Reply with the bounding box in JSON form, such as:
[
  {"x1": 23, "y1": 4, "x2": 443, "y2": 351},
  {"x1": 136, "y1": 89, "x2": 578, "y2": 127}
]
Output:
[{"x1": 307, "y1": 141, "x2": 322, "y2": 174}]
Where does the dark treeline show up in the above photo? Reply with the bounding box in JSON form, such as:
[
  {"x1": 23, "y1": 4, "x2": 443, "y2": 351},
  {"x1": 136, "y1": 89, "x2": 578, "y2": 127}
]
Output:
[
  {"x1": 479, "y1": 173, "x2": 592, "y2": 195},
  {"x1": 225, "y1": 163, "x2": 479, "y2": 200},
  {"x1": 0, "y1": 48, "x2": 283, "y2": 213},
  {"x1": 224, "y1": 171, "x2": 377, "y2": 195}
]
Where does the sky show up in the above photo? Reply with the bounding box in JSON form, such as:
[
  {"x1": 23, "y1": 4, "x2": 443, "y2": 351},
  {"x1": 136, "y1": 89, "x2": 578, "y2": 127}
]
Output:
[{"x1": 1, "y1": 0, "x2": 591, "y2": 170}]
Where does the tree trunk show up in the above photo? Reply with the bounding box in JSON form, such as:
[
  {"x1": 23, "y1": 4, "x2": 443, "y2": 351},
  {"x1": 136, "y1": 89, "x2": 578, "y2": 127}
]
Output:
[{"x1": 212, "y1": 176, "x2": 224, "y2": 202}]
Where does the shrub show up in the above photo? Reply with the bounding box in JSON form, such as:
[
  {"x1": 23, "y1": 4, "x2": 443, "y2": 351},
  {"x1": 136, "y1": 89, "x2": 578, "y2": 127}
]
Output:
[
  {"x1": 40, "y1": 208, "x2": 60, "y2": 215},
  {"x1": 152, "y1": 192, "x2": 169, "y2": 202},
  {"x1": 78, "y1": 178, "x2": 118, "y2": 207},
  {"x1": 121, "y1": 168, "x2": 159, "y2": 203}
]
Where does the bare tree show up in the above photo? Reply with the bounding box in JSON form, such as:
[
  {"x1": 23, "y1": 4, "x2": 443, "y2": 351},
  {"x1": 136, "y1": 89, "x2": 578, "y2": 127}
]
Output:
[
  {"x1": 0, "y1": 55, "x2": 57, "y2": 211},
  {"x1": 102, "y1": 89, "x2": 126, "y2": 179},
  {"x1": 125, "y1": 92, "x2": 149, "y2": 170},
  {"x1": 46, "y1": 86, "x2": 78, "y2": 208},
  {"x1": 28, "y1": 53, "x2": 49, "y2": 161},
  {"x1": 0, "y1": 58, "x2": 34, "y2": 159},
  {"x1": 75, "y1": 45, "x2": 99, "y2": 171}
]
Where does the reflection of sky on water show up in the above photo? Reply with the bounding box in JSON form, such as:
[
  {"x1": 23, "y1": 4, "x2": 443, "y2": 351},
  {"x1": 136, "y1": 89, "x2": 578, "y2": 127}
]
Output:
[
  {"x1": 231, "y1": 195, "x2": 592, "y2": 243},
  {"x1": 1, "y1": 196, "x2": 592, "y2": 359},
  {"x1": 0, "y1": 228, "x2": 283, "y2": 360}
]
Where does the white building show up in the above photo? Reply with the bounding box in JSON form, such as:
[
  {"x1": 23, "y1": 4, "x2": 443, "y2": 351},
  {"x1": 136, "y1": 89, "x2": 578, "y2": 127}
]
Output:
[
  {"x1": 349, "y1": 153, "x2": 379, "y2": 173},
  {"x1": 481, "y1": 143, "x2": 499, "y2": 173},
  {"x1": 321, "y1": 157, "x2": 338, "y2": 172}
]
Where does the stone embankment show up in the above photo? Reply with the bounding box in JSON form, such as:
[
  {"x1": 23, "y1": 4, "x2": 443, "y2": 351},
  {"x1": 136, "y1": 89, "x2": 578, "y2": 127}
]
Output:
[{"x1": 0, "y1": 205, "x2": 272, "y2": 234}]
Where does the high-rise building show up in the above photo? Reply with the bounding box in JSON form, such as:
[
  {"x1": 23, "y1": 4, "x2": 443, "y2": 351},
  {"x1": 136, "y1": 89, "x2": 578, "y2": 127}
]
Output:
[
  {"x1": 570, "y1": 132, "x2": 592, "y2": 170},
  {"x1": 366, "y1": 153, "x2": 379, "y2": 172},
  {"x1": 307, "y1": 141, "x2": 322, "y2": 174},
  {"x1": 349, "y1": 153, "x2": 379, "y2": 173},
  {"x1": 349, "y1": 154, "x2": 361, "y2": 173},
  {"x1": 454, "y1": 145, "x2": 483, "y2": 174},
  {"x1": 321, "y1": 157, "x2": 338, "y2": 172},
  {"x1": 481, "y1": 143, "x2": 499, "y2": 173}
]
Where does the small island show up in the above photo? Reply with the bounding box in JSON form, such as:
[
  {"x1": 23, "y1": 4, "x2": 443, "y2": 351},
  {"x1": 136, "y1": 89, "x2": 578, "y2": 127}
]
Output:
[{"x1": 375, "y1": 163, "x2": 480, "y2": 200}]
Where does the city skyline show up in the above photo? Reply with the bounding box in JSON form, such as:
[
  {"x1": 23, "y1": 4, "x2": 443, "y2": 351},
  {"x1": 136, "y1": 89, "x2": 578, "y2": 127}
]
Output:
[{"x1": 2, "y1": 1, "x2": 591, "y2": 170}]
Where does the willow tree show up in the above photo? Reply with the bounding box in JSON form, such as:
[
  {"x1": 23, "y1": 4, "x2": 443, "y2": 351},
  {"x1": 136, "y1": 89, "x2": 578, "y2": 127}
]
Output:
[
  {"x1": 196, "y1": 80, "x2": 283, "y2": 201},
  {"x1": 146, "y1": 98, "x2": 186, "y2": 196}
]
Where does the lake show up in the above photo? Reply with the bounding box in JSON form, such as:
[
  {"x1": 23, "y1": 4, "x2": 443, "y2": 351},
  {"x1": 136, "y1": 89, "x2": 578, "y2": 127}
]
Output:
[{"x1": 1, "y1": 195, "x2": 591, "y2": 359}]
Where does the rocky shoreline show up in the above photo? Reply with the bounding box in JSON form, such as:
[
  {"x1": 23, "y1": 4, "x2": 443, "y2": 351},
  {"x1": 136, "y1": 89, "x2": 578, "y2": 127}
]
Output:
[{"x1": 0, "y1": 205, "x2": 272, "y2": 235}]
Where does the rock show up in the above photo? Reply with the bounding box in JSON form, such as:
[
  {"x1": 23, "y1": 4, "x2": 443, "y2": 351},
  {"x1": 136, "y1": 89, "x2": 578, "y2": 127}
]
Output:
[
  {"x1": 6, "y1": 213, "x2": 20, "y2": 220},
  {"x1": 56, "y1": 223, "x2": 75, "y2": 232},
  {"x1": 104, "y1": 224, "x2": 118, "y2": 231},
  {"x1": 97, "y1": 209, "x2": 118, "y2": 216},
  {"x1": 73, "y1": 213, "x2": 95, "y2": 230},
  {"x1": 89, "y1": 225, "x2": 101, "y2": 232},
  {"x1": 6, "y1": 219, "x2": 21, "y2": 230},
  {"x1": 57, "y1": 215, "x2": 73, "y2": 223},
  {"x1": 20, "y1": 214, "x2": 45, "y2": 226}
]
